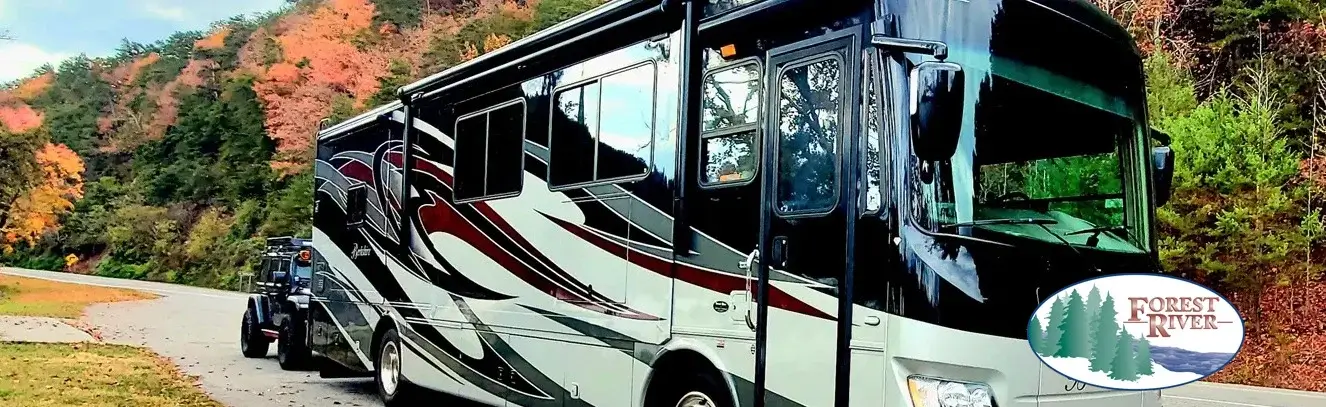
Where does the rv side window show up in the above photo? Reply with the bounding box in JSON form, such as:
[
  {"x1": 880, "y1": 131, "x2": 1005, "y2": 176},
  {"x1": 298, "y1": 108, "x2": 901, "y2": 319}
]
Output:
[
  {"x1": 700, "y1": 60, "x2": 761, "y2": 187},
  {"x1": 861, "y1": 49, "x2": 885, "y2": 216},
  {"x1": 454, "y1": 100, "x2": 526, "y2": 203},
  {"x1": 549, "y1": 63, "x2": 656, "y2": 189},
  {"x1": 774, "y1": 55, "x2": 844, "y2": 216},
  {"x1": 345, "y1": 183, "x2": 367, "y2": 226}
]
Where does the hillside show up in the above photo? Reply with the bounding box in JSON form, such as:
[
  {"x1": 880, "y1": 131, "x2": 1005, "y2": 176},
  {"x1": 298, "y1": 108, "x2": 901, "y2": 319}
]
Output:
[{"x1": 0, "y1": 0, "x2": 1324, "y2": 392}]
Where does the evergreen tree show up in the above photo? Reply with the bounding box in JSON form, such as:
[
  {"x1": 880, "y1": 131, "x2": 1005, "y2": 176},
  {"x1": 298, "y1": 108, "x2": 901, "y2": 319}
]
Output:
[
  {"x1": 1135, "y1": 335, "x2": 1155, "y2": 376},
  {"x1": 1029, "y1": 315, "x2": 1047, "y2": 355},
  {"x1": 1109, "y1": 329, "x2": 1139, "y2": 381},
  {"x1": 1055, "y1": 290, "x2": 1091, "y2": 358},
  {"x1": 1085, "y1": 285, "x2": 1103, "y2": 348},
  {"x1": 1089, "y1": 294, "x2": 1120, "y2": 371},
  {"x1": 1043, "y1": 296, "x2": 1068, "y2": 356}
]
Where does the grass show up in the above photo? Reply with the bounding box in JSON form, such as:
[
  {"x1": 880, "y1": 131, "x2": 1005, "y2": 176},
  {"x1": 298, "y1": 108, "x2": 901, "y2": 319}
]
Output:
[
  {"x1": 0, "y1": 275, "x2": 157, "y2": 318},
  {"x1": 0, "y1": 342, "x2": 220, "y2": 407}
]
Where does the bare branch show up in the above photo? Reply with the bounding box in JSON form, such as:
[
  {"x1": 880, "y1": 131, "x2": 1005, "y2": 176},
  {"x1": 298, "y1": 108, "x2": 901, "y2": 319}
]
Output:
[{"x1": 0, "y1": 29, "x2": 11, "y2": 41}]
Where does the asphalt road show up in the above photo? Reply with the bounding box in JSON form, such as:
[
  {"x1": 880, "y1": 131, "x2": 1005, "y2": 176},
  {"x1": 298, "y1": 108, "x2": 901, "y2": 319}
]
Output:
[{"x1": 3, "y1": 268, "x2": 1325, "y2": 407}]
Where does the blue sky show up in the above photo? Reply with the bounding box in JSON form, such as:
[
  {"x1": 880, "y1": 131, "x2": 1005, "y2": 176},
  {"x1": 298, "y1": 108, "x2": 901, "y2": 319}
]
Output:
[{"x1": 0, "y1": 0, "x2": 287, "y2": 82}]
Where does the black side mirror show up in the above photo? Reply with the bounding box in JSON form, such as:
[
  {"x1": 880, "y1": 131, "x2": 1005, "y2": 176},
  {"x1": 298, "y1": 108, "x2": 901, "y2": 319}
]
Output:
[
  {"x1": 273, "y1": 271, "x2": 290, "y2": 285},
  {"x1": 910, "y1": 61, "x2": 965, "y2": 161},
  {"x1": 1152, "y1": 145, "x2": 1174, "y2": 207}
]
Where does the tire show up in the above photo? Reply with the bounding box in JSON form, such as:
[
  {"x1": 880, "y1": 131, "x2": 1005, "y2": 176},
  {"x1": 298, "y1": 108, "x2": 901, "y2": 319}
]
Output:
[
  {"x1": 375, "y1": 328, "x2": 425, "y2": 406},
  {"x1": 240, "y1": 307, "x2": 270, "y2": 358},
  {"x1": 277, "y1": 315, "x2": 311, "y2": 370},
  {"x1": 653, "y1": 371, "x2": 731, "y2": 407}
]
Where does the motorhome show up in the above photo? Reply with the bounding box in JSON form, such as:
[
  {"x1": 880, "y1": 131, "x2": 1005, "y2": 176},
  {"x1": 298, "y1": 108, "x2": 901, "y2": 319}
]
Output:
[{"x1": 309, "y1": 0, "x2": 1174, "y2": 406}]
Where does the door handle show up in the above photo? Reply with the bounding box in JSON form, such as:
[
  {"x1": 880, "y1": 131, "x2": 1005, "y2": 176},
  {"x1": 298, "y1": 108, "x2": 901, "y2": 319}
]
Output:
[{"x1": 738, "y1": 249, "x2": 759, "y2": 270}]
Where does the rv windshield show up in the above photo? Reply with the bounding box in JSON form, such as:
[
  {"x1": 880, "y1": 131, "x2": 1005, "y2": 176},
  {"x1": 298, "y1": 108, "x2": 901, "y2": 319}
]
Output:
[{"x1": 910, "y1": 65, "x2": 1153, "y2": 254}]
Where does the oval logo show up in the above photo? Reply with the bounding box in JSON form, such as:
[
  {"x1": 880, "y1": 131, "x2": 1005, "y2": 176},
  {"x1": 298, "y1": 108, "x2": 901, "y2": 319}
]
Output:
[
  {"x1": 1027, "y1": 273, "x2": 1245, "y2": 391},
  {"x1": 713, "y1": 301, "x2": 730, "y2": 313}
]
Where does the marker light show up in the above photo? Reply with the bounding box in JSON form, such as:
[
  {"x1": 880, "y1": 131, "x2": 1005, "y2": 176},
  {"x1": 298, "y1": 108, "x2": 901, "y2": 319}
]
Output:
[
  {"x1": 907, "y1": 376, "x2": 993, "y2": 407},
  {"x1": 720, "y1": 44, "x2": 738, "y2": 58},
  {"x1": 299, "y1": 250, "x2": 312, "y2": 262}
]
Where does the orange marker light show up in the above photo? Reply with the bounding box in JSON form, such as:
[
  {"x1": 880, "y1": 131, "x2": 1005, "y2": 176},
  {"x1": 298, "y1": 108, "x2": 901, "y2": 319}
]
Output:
[
  {"x1": 299, "y1": 250, "x2": 312, "y2": 262},
  {"x1": 720, "y1": 44, "x2": 737, "y2": 58}
]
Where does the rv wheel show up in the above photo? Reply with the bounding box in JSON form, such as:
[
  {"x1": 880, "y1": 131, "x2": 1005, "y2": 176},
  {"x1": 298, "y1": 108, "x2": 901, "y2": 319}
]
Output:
[
  {"x1": 655, "y1": 371, "x2": 730, "y2": 407},
  {"x1": 375, "y1": 328, "x2": 425, "y2": 406},
  {"x1": 240, "y1": 308, "x2": 269, "y2": 358}
]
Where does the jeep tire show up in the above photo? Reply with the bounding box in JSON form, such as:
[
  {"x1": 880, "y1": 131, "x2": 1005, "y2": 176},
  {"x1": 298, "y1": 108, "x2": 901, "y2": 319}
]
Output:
[
  {"x1": 278, "y1": 314, "x2": 311, "y2": 370},
  {"x1": 240, "y1": 307, "x2": 270, "y2": 358}
]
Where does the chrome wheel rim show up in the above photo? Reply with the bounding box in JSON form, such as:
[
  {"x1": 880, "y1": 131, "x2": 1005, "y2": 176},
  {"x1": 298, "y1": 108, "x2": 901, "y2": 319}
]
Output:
[
  {"x1": 380, "y1": 341, "x2": 401, "y2": 395},
  {"x1": 676, "y1": 391, "x2": 714, "y2": 407}
]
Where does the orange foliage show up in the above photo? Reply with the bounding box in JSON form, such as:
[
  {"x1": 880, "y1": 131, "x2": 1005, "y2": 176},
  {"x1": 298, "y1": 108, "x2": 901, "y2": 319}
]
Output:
[
  {"x1": 254, "y1": 0, "x2": 391, "y2": 173},
  {"x1": 106, "y1": 53, "x2": 162, "y2": 88},
  {"x1": 12, "y1": 73, "x2": 53, "y2": 102},
  {"x1": 481, "y1": 33, "x2": 511, "y2": 53},
  {"x1": 195, "y1": 26, "x2": 232, "y2": 50},
  {"x1": 1, "y1": 144, "x2": 84, "y2": 250},
  {"x1": 0, "y1": 104, "x2": 43, "y2": 133}
]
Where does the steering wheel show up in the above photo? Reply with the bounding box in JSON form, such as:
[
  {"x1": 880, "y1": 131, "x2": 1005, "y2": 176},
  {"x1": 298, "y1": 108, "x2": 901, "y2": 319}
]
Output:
[{"x1": 989, "y1": 191, "x2": 1030, "y2": 204}]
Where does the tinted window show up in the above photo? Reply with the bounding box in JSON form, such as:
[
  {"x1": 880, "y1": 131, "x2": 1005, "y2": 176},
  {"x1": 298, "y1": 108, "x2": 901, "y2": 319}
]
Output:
[
  {"x1": 453, "y1": 100, "x2": 526, "y2": 202},
  {"x1": 454, "y1": 114, "x2": 488, "y2": 201},
  {"x1": 700, "y1": 62, "x2": 761, "y2": 186},
  {"x1": 775, "y1": 56, "x2": 842, "y2": 215},
  {"x1": 550, "y1": 63, "x2": 656, "y2": 188}
]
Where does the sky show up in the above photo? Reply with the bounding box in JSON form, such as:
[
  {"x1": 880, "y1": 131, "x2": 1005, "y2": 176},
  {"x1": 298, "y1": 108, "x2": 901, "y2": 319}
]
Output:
[{"x1": 0, "y1": 0, "x2": 287, "y2": 82}]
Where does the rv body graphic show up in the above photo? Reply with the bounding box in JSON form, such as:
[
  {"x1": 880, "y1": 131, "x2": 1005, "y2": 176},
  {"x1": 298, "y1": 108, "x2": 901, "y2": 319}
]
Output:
[{"x1": 309, "y1": 0, "x2": 1170, "y2": 406}]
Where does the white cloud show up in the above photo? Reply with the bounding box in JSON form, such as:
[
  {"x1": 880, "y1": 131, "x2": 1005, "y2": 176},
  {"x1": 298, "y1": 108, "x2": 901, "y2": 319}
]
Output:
[
  {"x1": 0, "y1": 42, "x2": 70, "y2": 82},
  {"x1": 143, "y1": 2, "x2": 189, "y2": 23}
]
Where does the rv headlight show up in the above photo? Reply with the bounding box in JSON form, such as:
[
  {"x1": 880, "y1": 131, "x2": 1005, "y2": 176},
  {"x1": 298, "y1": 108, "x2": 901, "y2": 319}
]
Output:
[{"x1": 907, "y1": 376, "x2": 993, "y2": 407}]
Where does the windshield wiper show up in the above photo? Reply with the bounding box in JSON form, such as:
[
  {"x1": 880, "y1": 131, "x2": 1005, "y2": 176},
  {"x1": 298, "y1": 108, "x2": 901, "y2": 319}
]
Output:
[
  {"x1": 944, "y1": 217, "x2": 1103, "y2": 273},
  {"x1": 944, "y1": 218, "x2": 1058, "y2": 228},
  {"x1": 1066, "y1": 225, "x2": 1130, "y2": 247}
]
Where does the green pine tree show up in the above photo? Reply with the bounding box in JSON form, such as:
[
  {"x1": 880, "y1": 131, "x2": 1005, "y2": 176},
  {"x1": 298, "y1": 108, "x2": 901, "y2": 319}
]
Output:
[
  {"x1": 1135, "y1": 335, "x2": 1155, "y2": 375},
  {"x1": 1043, "y1": 296, "x2": 1068, "y2": 356},
  {"x1": 1055, "y1": 290, "x2": 1091, "y2": 358},
  {"x1": 1089, "y1": 294, "x2": 1120, "y2": 372},
  {"x1": 1109, "y1": 329, "x2": 1139, "y2": 381},
  {"x1": 1085, "y1": 285, "x2": 1103, "y2": 348},
  {"x1": 1029, "y1": 315, "x2": 1047, "y2": 355}
]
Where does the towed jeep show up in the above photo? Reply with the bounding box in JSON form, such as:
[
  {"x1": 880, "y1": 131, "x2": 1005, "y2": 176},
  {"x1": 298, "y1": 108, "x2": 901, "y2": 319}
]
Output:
[{"x1": 239, "y1": 236, "x2": 314, "y2": 370}]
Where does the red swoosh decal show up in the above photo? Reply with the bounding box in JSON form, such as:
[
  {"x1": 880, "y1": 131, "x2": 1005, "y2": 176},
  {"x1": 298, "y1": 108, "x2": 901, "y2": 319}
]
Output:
[{"x1": 541, "y1": 213, "x2": 835, "y2": 321}]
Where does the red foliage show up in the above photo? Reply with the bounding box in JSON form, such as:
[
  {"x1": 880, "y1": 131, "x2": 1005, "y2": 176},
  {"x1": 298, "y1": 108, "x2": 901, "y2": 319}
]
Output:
[
  {"x1": 1207, "y1": 281, "x2": 1326, "y2": 391},
  {"x1": 253, "y1": 0, "x2": 391, "y2": 173},
  {"x1": 0, "y1": 103, "x2": 43, "y2": 133}
]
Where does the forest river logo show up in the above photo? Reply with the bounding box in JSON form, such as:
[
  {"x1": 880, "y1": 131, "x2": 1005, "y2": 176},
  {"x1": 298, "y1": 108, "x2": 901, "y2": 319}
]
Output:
[{"x1": 1028, "y1": 273, "x2": 1246, "y2": 391}]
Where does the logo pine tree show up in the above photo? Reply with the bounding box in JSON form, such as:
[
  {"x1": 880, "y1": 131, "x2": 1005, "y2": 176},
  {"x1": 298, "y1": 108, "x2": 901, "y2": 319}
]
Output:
[
  {"x1": 1085, "y1": 285, "x2": 1102, "y2": 347},
  {"x1": 1054, "y1": 289, "x2": 1090, "y2": 358},
  {"x1": 1135, "y1": 335, "x2": 1155, "y2": 376},
  {"x1": 1043, "y1": 296, "x2": 1067, "y2": 356},
  {"x1": 1089, "y1": 293, "x2": 1120, "y2": 372},
  {"x1": 1029, "y1": 315, "x2": 1047, "y2": 355},
  {"x1": 1109, "y1": 328, "x2": 1140, "y2": 381}
]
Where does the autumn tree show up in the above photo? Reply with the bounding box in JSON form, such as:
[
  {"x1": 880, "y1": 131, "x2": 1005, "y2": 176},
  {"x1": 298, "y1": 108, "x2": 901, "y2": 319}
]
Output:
[{"x1": 1, "y1": 143, "x2": 85, "y2": 253}]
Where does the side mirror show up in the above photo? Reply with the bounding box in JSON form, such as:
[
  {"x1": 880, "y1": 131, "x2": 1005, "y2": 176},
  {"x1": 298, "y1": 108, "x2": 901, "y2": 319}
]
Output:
[
  {"x1": 273, "y1": 271, "x2": 290, "y2": 285},
  {"x1": 910, "y1": 61, "x2": 965, "y2": 161},
  {"x1": 1152, "y1": 145, "x2": 1174, "y2": 207}
]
